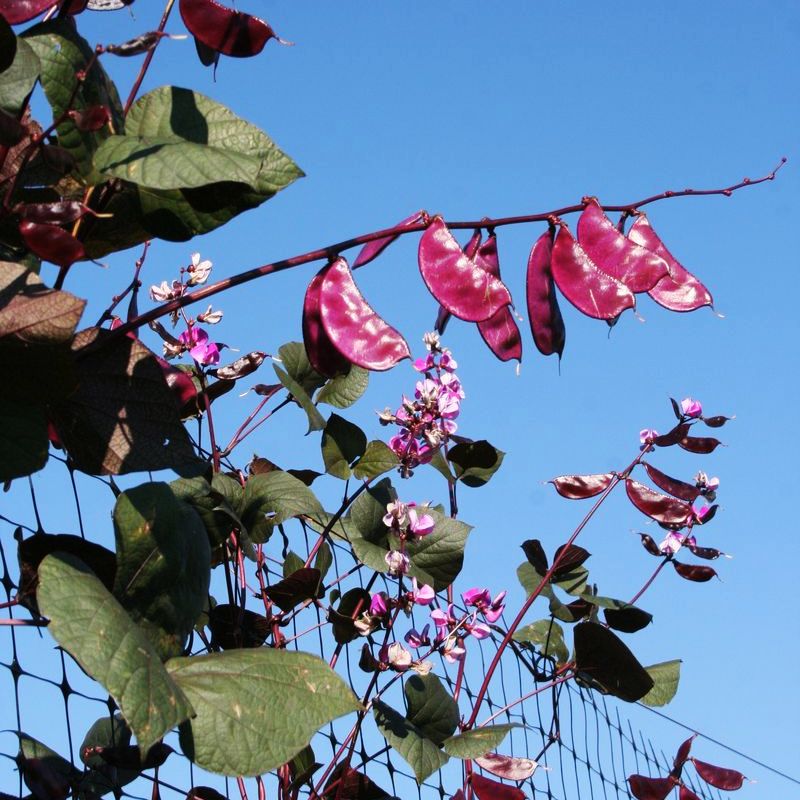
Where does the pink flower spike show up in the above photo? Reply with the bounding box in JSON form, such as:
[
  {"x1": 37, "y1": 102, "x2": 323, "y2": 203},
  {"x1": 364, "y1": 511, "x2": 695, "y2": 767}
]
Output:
[
  {"x1": 413, "y1": 353, "x2": 435, "y2": 372},
  {"x1": 369, "y1": 593, "x2": 388, "y2": 616},
  {"x1": 468, "y1": 622, "x2": 492, "y2": 640},
  {"x1": 408, "y1": 507, "x2": 435, "y2": 537},
  {"x1": 680, "y1": 397, "x2": 703, "y2": 418},
  {"x1": 385, "y1": 550, "x2": 410, "y2": 576},
  {"x1": 485, "y1": 591, "x2": 507, "y2": 623},
  {"x1": 411, "y1": 578, "x2": 436, "y2": 605},
  {"x1": 405, "y1": 624, "x2": 431, "y2": 649},
  {"x1": 462, "y1": 587, "x2": 491, "y2": 607},
  {"x1": 179, "y1": 326, "x2": 220, "y2": 366}
]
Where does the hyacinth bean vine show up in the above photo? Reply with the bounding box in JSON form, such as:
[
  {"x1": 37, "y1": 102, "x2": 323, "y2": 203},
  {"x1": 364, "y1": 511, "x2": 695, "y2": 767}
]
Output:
[{"x1": 0, "y1": 2, "x2": 782, "y2": 800}]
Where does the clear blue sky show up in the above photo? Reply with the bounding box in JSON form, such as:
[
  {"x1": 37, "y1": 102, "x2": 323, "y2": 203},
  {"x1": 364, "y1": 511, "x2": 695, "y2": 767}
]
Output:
[{"x1": 2, "y1": 2, "x2": 798, "y2": 798}]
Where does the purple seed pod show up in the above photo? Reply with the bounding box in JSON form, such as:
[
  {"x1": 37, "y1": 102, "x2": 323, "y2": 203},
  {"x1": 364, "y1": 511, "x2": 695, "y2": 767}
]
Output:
[
  {"x1": 691, "y1": 758, "x2": 746, "y2": 791},
  {"x1": 302, "y1": 270, "x2": 351, "y2": 378},
  {"x1": 577, "y1": 198, "x2": 669, "y2": 293},
  {"x1": 352, "y1": 210, "x2": 425, "y2": 268},
  {"x1": 672, "y1": 561, "x2": 718, "y2": 582},
  {"x1": 550, "y1": 473, "x2": 614, "y2": 500},
  {"x1": 526, "y1": 228, "x2": 565, "y2": 358},
  {"x1": 179, "y1": 0, "x2": 277, "y2": 58},
  {"x1": 642, "y1": 462, "x2": 701, "y2": 502},
  {"x1": 318, "y1": 257, "x2": 410, "y2": 371},
  {"x1": 625, "y1": 478, "x2": 694, "y2": 526},
  {"x1": 18, "y1": 221, "x2": 85, "y2": 268},
  {"x1": 418, "y1": 216, "x2": 512, "y2": 322},
  {"x1": 627, "y1": 215, "x2": 713, "y2": 312},
  {"x1": 551, "y1": 221, "x2": 635, "y2": 320},
  {"x1": 627, "y1": 775, "x2": 675, "y2": 800}
]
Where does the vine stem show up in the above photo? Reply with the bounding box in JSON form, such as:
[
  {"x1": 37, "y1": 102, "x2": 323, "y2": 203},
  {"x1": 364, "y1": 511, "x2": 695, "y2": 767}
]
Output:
[
  {"x1": 462, "y1": 447, "x2": 648, "y2": 730},
  {"x1": 98, "y1": 159, "x2": 787, "y2": 347},
  {"x1": 628, "y1": 555, "x2": 671, "y2": 606}
]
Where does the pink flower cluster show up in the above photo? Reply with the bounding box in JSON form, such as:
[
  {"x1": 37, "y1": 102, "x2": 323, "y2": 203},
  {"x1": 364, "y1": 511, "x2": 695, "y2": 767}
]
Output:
[
  {"x1": 379, "y1": 333, "x2": 464, "y2": 477},
  {"x1": 382, "y1": 500, "x2": 435, "y2": 576}
]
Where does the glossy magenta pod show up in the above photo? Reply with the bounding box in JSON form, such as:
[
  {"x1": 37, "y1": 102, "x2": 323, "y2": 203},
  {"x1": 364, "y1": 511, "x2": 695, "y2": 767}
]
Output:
[
  {"x1": 625, "y1": 478, "x2": 693, "y2": 526},
  {"x1": 474, "y1": 753, "x2": 537, "y2": 781},
  {"x1": 318, "y1": 257, "x2": 410, "y2": 371},
  {"x1": 179, "y1": 0, "x2": 276, "y2": 57},
  {"x1": 352, "y1": 210, "x2": 425, "y2": 268},
  {"x1": 302, "y1": 271, "x2": 352, "y2": 378},
  {"x1": 475, "y1": 234, "x2": 522, "y2": 362},
  {"x1": 577, "y1": 199, "x2": 669, "y2": 292},
  {"x1": 471, "y1": 772, "x2": 526, "y2": 800},
  {"x1": 18, "y1": 221, "x2": 85, "y2": 268},
  {"x1": 627, "y1": 775, "x2": 675, "y2": 800},
  {"x1": 526, "y1": 228, "x2": 565, "y2": 358},
  {"x1": 672, "y1": 735, "x2": 696, "y2": 773},
  {"x1": 550, "y1": 473, "x2": 614, "y2": 500},
  {"x1": 642, "y1": 462, "x2": 700, "y2": 502},
  {"x1": 551, "y1": 222, "x2": 635, "y2": 320},
  {"x1": 627, "y1": 215, "x2": 714, "y2": 312},
  {"x1": 418, "y1": 217, "x2": 512, "y2": 322},
  {"x1": 0, "y1": 0, "x2": 55, "y2": 24},
  {"x1": 434, "y1": 228, "x2": 481, "y2": 334}
]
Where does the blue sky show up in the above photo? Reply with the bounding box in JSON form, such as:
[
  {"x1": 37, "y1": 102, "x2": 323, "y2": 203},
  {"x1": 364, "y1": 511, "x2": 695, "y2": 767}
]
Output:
[{"x1": 2, "y1": 2, "x2": 799, "y2": 798}]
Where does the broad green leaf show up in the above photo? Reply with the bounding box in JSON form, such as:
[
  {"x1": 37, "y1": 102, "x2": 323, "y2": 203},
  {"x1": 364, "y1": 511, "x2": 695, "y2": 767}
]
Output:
[
  {"x1": 353, "y1": 440, "x2": 400, "y2": 480},
  {"x1": 79, "y1": 713, "x2": 132, "y2": 768},
  {"x1": 240, "y1": 469, "x2": 324, "y2": 543},
  {"x1": 428, "y1": 448, "x2": 455, "y2": 483},
  {"x1": 316, "y1": 365, "x2": 369, "y2": 408},
  {"x1": 0, "y1": 398, "x2": 48, "y2": 481},
  {"x1": 329, "y1": 587, "x2": 371, "y2": 644},
  {"x1": 37, "y1": 553, "x2": 193, "y2": 753},
  {"x1": 283, "y1": 550, "x2": 305, "y2": 577},
  {"x1": 167, "y1": 649, "x2": 359, "y2": 776},
  {"x1": 274, "y1": 364, "x2": 326, "y2": 434},
  {"x1": 516, "y1": 562, "x2": 575, "y2": 622},
  {"x1": 277, "y1": 341, "x2": 327, "y2": 395},
  {"x1": 641, "y1": 660, "x2": 681, "y2": 707},
  {"x1": 321, "y1": 413, "x2": 367, "y2": 479},
  {"x1": 372, "y1": 701, "x2": 449, "y2": 784},
  {"x1": 447, "y1": 440, "x2": 505, "y2": 488},
  {"x1": 0, "y1": 37, "x2": 39, "y2": 114},
  {"x1": 405, "y1": 673, "x2": 460, "y2": 746},
  {"x1": 50, "y1": 327, "x2": 200, "y2": 476},
  {"x1": 23, "y1": 20, "x2": 123, "y2": 180},
  {"x1": 512, "y1": 619, "x2": 569, "y2": 663},
  {"x1": 95, "y1": 86, "x2": 303, "y2": 193},
  {"x1": 170, "y1": 475, "x2": 243, "y2": 547},
  {"x1": 113, "y1": 483, "x2": 211, "y2": 660},
  {"x1": 350, "y1": 478, "x2": 396, "y2": 542},
  {"x1": 314, "y1": 540, "x2": 333, "y2": 580},
  {"x1": 406, "y1": 513, "x2": 472, "y2": 591},
  {"x1": 553, "y1": 564, "x2": 589, "y2": 596},
  {"x1": 442, "y1": 724, "x2": 518, "y2": 759}
]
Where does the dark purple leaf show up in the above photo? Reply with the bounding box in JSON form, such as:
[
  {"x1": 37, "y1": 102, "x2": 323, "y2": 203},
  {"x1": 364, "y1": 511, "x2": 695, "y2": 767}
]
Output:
[
  {"x1": 627, "y1": 775, "x2": 675, "y2": 800},
  {"x1": 521, "y1": 539, "x2": 548, "y2": 575},
  {"x1": 475, "y1": 753, "x2": 538, "y2": 781},
  {"x1": 603, "y1": 605, "x2": 652, "y2": 633},
  {"x1": 68, "y1": 105, "x2": 110, "y2": 131},
  {"x1": 178, "y1": 0, "x2": 277, "y2": 57},
  {"x1": 653, "y1": 422, "x2": 691, "y2": 447},
  {"x1": 551, "y1": 221, "x2": 635, "y2": 320},
  {"x1": 672, "y1": 561, "x2": 717, "y2": 583},
  {"x1": 215, "y1": 351, "x2": 265, "y2": 381},
  {"x1": 329, "y1": 587, "x2": 371, "y2": 644},
  {"x1": 691, "y1": 758, "x2": 746, "y2": 790},
  {"x1": 352, "y1": 210, "x2": 425, "y2": 268},
  {"x1": 550, "y1": 473, "x2": 614, "y2": 499},
  {"x1": 642, "y1": 462, "x2": 700, "y2": 502},
  {"x1": 577, "y1": 198, "x2": 669, "y2": 292},
  {"x1": 19, "y1": 221, "x2": 85, "y2": 268},
  {"x1": 626, "y1": 479, "x2": 693, "y2": 526},
  {"x1": 552, "y1": 544, "x2": 591, "y2": 575},
  {"x1": 471, "y1": 773, "x2": 526, "y2": 800},
  {"x1": 208, "y1": 604, "x2": 269, "y2": 649},
  {"x1": 93, "y1": 742, "x2": 172, "y2": 770},
  {"x1": 574, "y1": 622, "x2": 654, "y2": 702},
  {"x1": 678, "y1": 435, "x2": 722, "y2": 454},
  {"x1": 20, "y1": 757, "x2": 71, "y2": 800},
  {"x1": 418, "y1": 216, "x2": 512, "y2": 322},
  {"x1": 322, "y1": 764, "x2": 392, "y2": 799},
  {"x1": 264, "y1": 567, "x2": 322, "y2": 612},
  {"x1": 526, "y1": 227, "x2": 565, "y2": 358},
  {"x1": 627, "y1": 215, "x2": 713, "y2": 312},
  {"x1": 317, "y1": 257, "x2": 410, "y2": 372}
]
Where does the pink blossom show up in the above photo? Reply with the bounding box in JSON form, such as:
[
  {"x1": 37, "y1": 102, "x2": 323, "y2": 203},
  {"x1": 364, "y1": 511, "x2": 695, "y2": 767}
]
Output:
[
  {"x1": 694, "y1": 505, "x2": 712, "y2": 523},
  {"x1": 437, "y1": 391, "x2": 461, "y2": 419},
  {"x1": 384, "y1": 550, "x2": 410, "y2": 576},
  {"x1": 680, "y1": 397, "x2": 703, "y2": 418},
  {"x1": 408, "y1": 506, "x2": 435, "y2": 537},
  {"x1": 383, "y1": 501, "x2": 408, "y2": 529},
  {"x1": 485, "y1": 591, "x2": 507, "y2": 623},
  {"x1": 659, "y1": 531, "x2": 696, "y2": 555},
  {"x1": 462, "y1": 587, "x2": 491, "y2": 607},
  {"x1": 197, "y1": 305, "x2": 223, "y2": 324},
  {"x1": 430, "y1": 605, "x2": 455, "y2": 639},
  {"x1": 639, "y1": 428, "x2": 659, "y2": 446},
  {"x1": 463, "y1": 588, "x2": 506, "y2": 623},
  {"x1": 413, "y1": 353, "x2": 435, "y2": 372},
  {"x1": 405, "y1": 624, "x2": 431, "y2": 649},
  {"x1": 187, "y1": 251, "x2": 212, "y2": 285},
  {"x1": 179, "y1": 326, "x2": 220, "y2": 366},
  {"x1": 369, "y1": 593, "x2": 388, "y2": 616},
  {"x1": 380, "y1": 642, "x2": 412, "y2": 671},
  {"x1": 442, "y1": 638, "x2": 466, "y2": 663},
  {"x1": 411, "y1": 578, "x2": 435, "y2": 606},
  {"x1": 439, "y1": 351, "x2": 458, "y2": 371},
  {"x1": 467, "y1": 622, "x2": 492, "y2": 640},
  {"x1": 149, "y1": 280, "x2": 174, "y2": 302}
]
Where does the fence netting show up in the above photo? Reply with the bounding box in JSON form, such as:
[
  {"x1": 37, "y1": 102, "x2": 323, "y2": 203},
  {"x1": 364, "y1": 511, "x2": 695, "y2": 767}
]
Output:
[{"x1": 0, "y1": 459, "x2": 722, "y2": 800}]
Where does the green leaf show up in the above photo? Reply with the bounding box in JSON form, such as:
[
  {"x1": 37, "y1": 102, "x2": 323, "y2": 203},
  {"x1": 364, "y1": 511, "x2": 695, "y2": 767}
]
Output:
[
  {"x1": 0, "y1": 37, "x2": 39, "y2": 114},
  {"x1": 79, "y1": 713, "x2": 132, "y2": 768},
  {"x1": 314, "y1": 540, "x2": 333, "y2": 580},
  {"x1": 353, "y1": 440, "x2": 400, "y2": 480},
  {"x1": 277, "y1": 341, "x2": 327, "y2": 395},
  {"x1": 406, "y1": 513, "x2": 472, "y2": 592},
  {"x1": 95, "y1": 86, "x2": 303, "y2": 193},
  {"x1": 512, "y1": 619, "x2": 569, "y2": 663},
  {"x1": 328, "y1": 587, "x2": 371, "y2": 644},
  {"x1": 427, "y1": 448, "x2": 455, "y2": 483},
  {"x1": 321, "y1": 414, "x2": 367, "y2": 479},
  {"x1": 316, "y1": 365, "x2": 369, "y2": 409},
  {"x1": 36, "y1": 553, "x2": 193, "y2": 753},
  {"x1": 283, "y1": 550, "x2": 305, "y2": 577},
  {"x1": 372, "y1": 701, "x2": 449, "y2": 784},
  {"x1": 50, "y1": 327, "x2": 200, "y2": 476},
  {"x1": 240, "y1": 470, "x2": 324, "y2": 544},
  {"x1": 553, "y1": 564, "x2": 589, "y2": 596},
  {"x1": 447, "y1": 440, "x2": 505, "y2": 488},
  {"x1": 113, "y1": 483, "x2": 211, "y2": 660},
  {"x1": 23, "y1": 20, "x2": 124, "y2": 180},
  {"x1": 405, "y1": 673, "x2": 460, "y2": 746},
  {"x1": 274, "y1": 364, "x2": 326, "y2": 434},
  {"x1": 170, "y1": 475, "x2": 243, "y2": 548},
  {"x1": 442, "y1": 724, "x2": 518, "y2": 759},
  {"x1": 345, "y1": 478, "x2": 395, "y2": 571},
  {"x1": 18, "y1": 733, "x2": 79, "y2": 796},
  {"x1": 167, "y1": 649, "x2": 359, "y2": 776},
  {"x1": 641, "y1": 660, "x2": 681, "y2": 707}
]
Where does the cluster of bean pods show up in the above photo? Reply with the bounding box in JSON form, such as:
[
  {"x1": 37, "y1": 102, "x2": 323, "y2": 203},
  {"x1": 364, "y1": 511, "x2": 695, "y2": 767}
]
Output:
[{"x1": 301, "y1": 202, "x2": 713, "y2": 376}]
